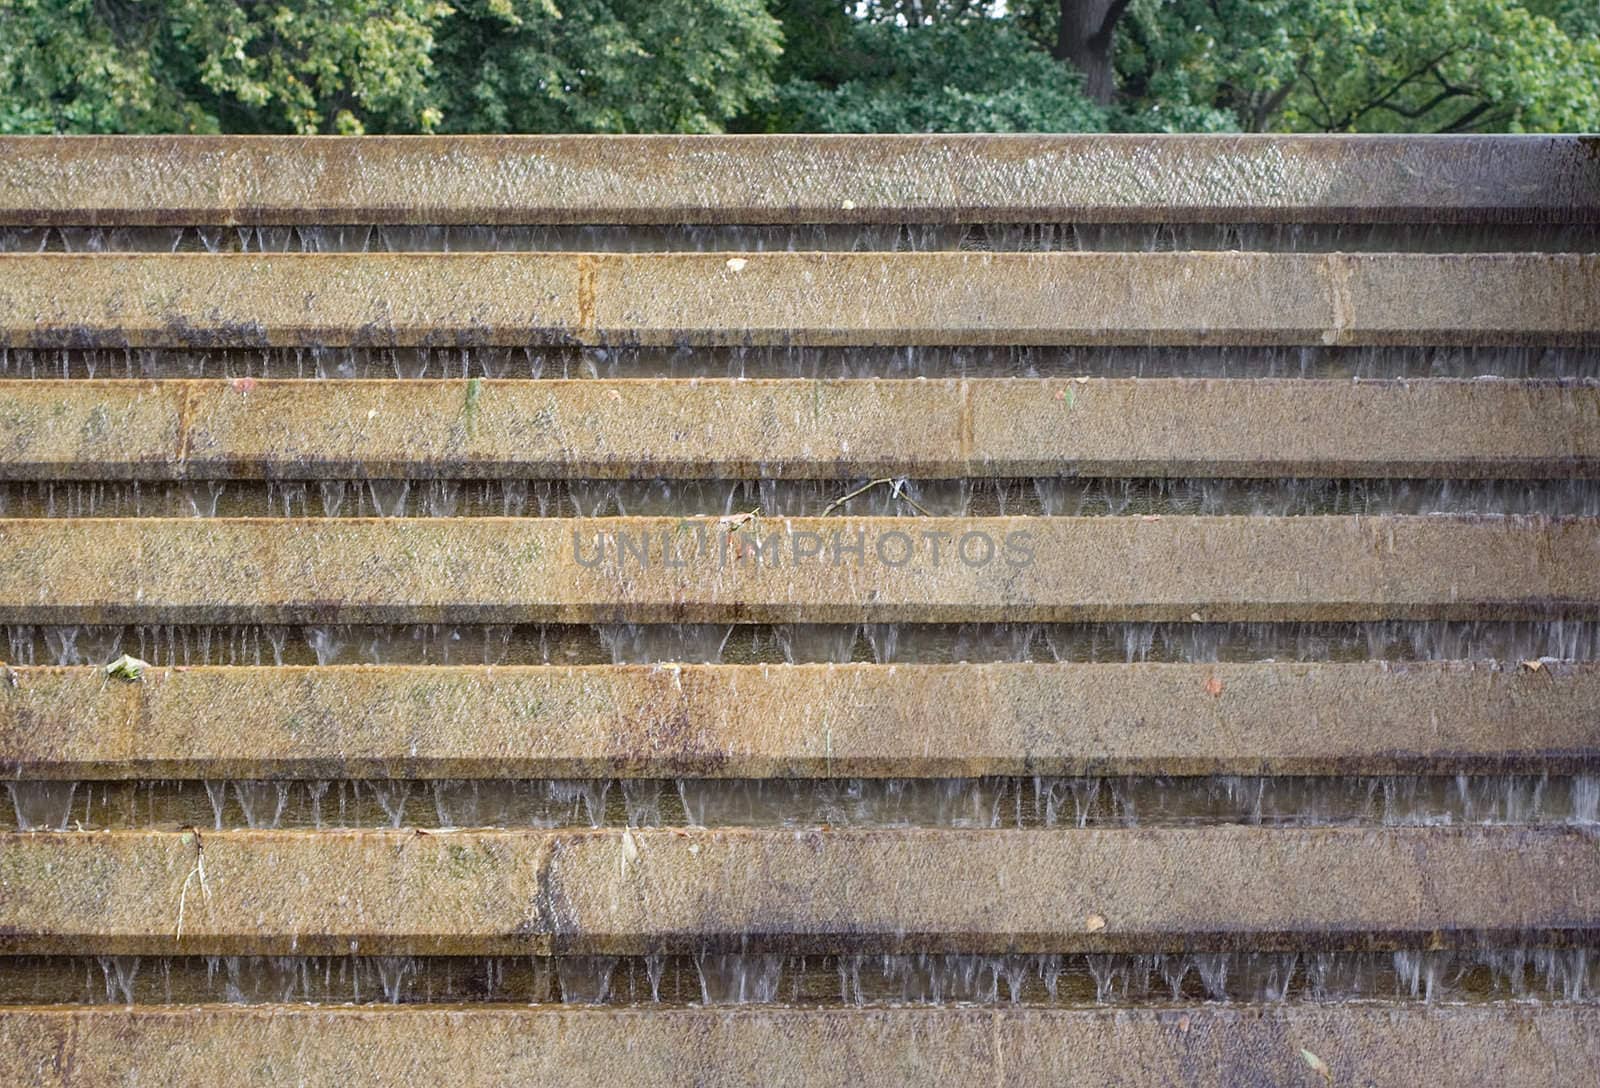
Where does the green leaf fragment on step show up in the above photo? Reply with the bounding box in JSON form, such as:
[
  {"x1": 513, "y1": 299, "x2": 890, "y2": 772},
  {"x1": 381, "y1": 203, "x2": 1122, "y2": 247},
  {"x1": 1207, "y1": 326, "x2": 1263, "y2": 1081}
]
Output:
[{"x1": 105, "y1": 654, "x2": 151, "y2": 682}]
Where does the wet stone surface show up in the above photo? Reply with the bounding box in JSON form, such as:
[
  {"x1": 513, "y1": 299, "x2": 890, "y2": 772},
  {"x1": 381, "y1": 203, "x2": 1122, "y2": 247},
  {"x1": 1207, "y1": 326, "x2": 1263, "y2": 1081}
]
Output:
[{"x1": 0, "y1": 134, "x2": 1596, "y2": 1083}]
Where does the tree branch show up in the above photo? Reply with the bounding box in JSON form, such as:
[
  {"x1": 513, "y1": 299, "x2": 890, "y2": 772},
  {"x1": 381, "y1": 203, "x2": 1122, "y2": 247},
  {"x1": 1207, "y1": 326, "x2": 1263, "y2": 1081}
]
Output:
[
  {"x1": 1303, "y1": 70, "x2": 1335, "y2": 130},
  {"x1": 1338, "y1": 50, "x2": 1460, "y2": 129},
  {"x1": 1367, "y1": 87, "x2": 1471, "y2": 120},
  {"x1": 1439, "y1": 100, "x2": 1495, "y2": 133},
  {"x1": 1252, "y1": 76, "x2": 1298, "y2": 132},
  {"x1": 1092, "y1": 0, "x2": 1134, "y2": 47}
]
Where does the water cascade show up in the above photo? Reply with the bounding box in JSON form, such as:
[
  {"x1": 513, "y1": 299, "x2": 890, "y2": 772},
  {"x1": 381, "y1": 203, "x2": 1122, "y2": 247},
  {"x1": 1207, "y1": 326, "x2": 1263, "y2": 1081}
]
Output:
[{"x1": 0, "y1": 134, "x2": 1597, "y2": 1085}]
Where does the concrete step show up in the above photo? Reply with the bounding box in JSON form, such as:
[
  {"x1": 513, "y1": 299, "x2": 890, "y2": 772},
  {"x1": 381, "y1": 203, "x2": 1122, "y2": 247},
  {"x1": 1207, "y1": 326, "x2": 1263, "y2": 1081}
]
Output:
[
  {"x1": 4, "y1": 1005, "x2": 1598, "y2": 1087},
  {"x1": 2, "y1": 825, "x2": 1595, "y2": 955},
  {"x1": 0, "y1": 515, "x2": 1593, "y2": 625},
  {"x1": 2, "y1": 135, "x2": 1595, "y2": 226},
  {"x1": 4, "y1": 662, "x2": 1596, "y2": 780},
  {"x1": 3, "y1": 378, "x2": 1597, "y2": 480},
  {"x1": 1, "y1": 252, "x2": 1596, "y2": 348}
]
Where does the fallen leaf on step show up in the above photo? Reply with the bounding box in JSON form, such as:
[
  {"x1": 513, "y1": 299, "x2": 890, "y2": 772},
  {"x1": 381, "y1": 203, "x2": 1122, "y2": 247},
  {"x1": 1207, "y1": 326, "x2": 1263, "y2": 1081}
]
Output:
[
  {"x1": 105, "y1": 654, "x2": 150, "y2": 682},
  {"x1": 1299, "y1": 1048, "x2": 1331, "y2": 1083}
]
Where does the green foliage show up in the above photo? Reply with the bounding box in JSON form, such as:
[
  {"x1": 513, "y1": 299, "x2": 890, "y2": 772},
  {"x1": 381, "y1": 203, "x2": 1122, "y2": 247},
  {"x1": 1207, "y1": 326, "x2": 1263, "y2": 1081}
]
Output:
[
  {"x1": 1119, "y1": 0, "x2": 1600, "y2": 132},
  {"x1": 1526, "y1": 0, "x2": 1600, "y2": 38},
  {"x1": 1, "y1": 0, "x2": 778, "y2": 134},
  {"x1": 431, "y1": 0, "x2": 781, "y2": 133},
  {"x1": 166, "y1": 0, "x2": 450, "y2": 133},
  {"x1": 1, "y1": 0, "x2": 1596, "y2": 133},
  {"x1": 752, "y1": 3, "x2": 1106, "y2": 132},
  {"x1": 0, "y1": 0, "x2": 449, "y2": 134},
  {"x1": 0, "y1": 0, "x2": 205, "y2": 132}
]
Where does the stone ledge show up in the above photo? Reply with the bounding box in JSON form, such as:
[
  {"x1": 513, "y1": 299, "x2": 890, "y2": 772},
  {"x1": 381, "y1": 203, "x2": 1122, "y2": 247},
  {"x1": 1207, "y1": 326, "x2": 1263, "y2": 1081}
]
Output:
[
  {"x1": 2, "y1": 378, "x2": 1596, "y2": 480},
  {"x1": 1, "y1": 252, "x2": 1595, "y2": 348},
  {"x1": 4, "y1": 661, "x2": 1597, "y2": 779},
  {"x1": 1, "y1": 134, "x2": 1595, "y2": 225},
  {"x1": 2, "y1": 825, "x2": 1596, "y2": 955},
  {"x1": 1, "y1": 515, "x2": 1594, "y2": 625}
]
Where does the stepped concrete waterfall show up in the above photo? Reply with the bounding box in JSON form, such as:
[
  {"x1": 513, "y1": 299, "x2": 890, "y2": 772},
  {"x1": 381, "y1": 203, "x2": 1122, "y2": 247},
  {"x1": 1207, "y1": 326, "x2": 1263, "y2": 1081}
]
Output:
[{"x1": 0, "y1": 135, "x2": 1598, "y2": 1085}]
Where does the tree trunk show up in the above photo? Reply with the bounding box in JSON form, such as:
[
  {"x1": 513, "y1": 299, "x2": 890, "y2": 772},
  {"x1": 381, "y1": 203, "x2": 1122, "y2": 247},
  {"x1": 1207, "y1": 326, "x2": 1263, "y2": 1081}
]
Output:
[{"x1": 1054, "y1": 0, "x2": 1127, "y2": 105}]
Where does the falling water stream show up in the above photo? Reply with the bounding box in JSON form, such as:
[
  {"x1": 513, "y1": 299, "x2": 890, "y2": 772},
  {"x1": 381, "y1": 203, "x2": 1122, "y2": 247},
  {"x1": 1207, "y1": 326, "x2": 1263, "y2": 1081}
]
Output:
[
  {"x1": 4, "y1": 199, "x2": 1595, "y2": 1039},
  {"x1": 8, "y1": 620, "x2": 1598, "y2": 667},
  {"x1": 5, "y1": 478, "x2": 1599, "y2": 520},
  {"x1": 0, "y1": 949, "x2": 1593, "y2": 1008},
  {"x1": 6, "y1": 344, "x2": 1598, "y2": 379},
  {"x1": 7, "y1": 222, "x2": 1598, "y2": 256},
  {"x1": 7, "y1": 775, "x2": 1599, "y2": 833}
]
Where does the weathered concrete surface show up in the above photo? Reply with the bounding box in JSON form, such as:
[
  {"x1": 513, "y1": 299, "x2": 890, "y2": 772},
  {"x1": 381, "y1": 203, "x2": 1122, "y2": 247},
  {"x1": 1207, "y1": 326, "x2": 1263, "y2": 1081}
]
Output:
[
  {"x1": 4, "y1": 1005, "x2": 1597, "y2": 1087},
  {"x1": 0, "y1": 516, "x2": 1594, "y2": 625},
  {"x1": 2, "y1": 135, "x2": 1596, "y2": 225},
  {"x1": 1, "y1": 252, "x2": 1595, "y2": 348},
  {"x1": 3, "y1": 377, "x2": 1597, "y2": 480},
  {"x1": 1, "y1": 826, "x2": 1595, "y2": 955},
  {"x1": 4, "y1": 662, "x2": 1597, "y2": 779}
]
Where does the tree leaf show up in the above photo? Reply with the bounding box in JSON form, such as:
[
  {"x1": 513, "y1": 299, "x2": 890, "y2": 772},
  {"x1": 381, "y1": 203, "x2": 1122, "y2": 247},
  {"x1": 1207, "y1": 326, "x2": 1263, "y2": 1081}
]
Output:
[{"x1": 1300, "y1": 1047, "x2": 1332, "y2": 1083}]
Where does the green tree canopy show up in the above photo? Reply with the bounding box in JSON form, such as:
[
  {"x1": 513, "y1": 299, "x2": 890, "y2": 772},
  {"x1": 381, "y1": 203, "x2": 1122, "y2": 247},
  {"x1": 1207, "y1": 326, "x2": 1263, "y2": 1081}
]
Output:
[
  {"x1": 0, "y1": 0, "x2": 450, "y2": 133},
  {"x1": 429, "y1": 0, "x2": 780, "y2": 133},
  {"x1": 0, "y1": 0, "x2": 779, "y2": 134},
  {"x1": 2, "y1": 0, "x2": 1596, "y2": 134},
  {"x1": 748, "y1": 1, "x2": 1108, "y2": 132},
  {"x1": 1114, "y1": 0, "x2": 1600, "y2": 133}
]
